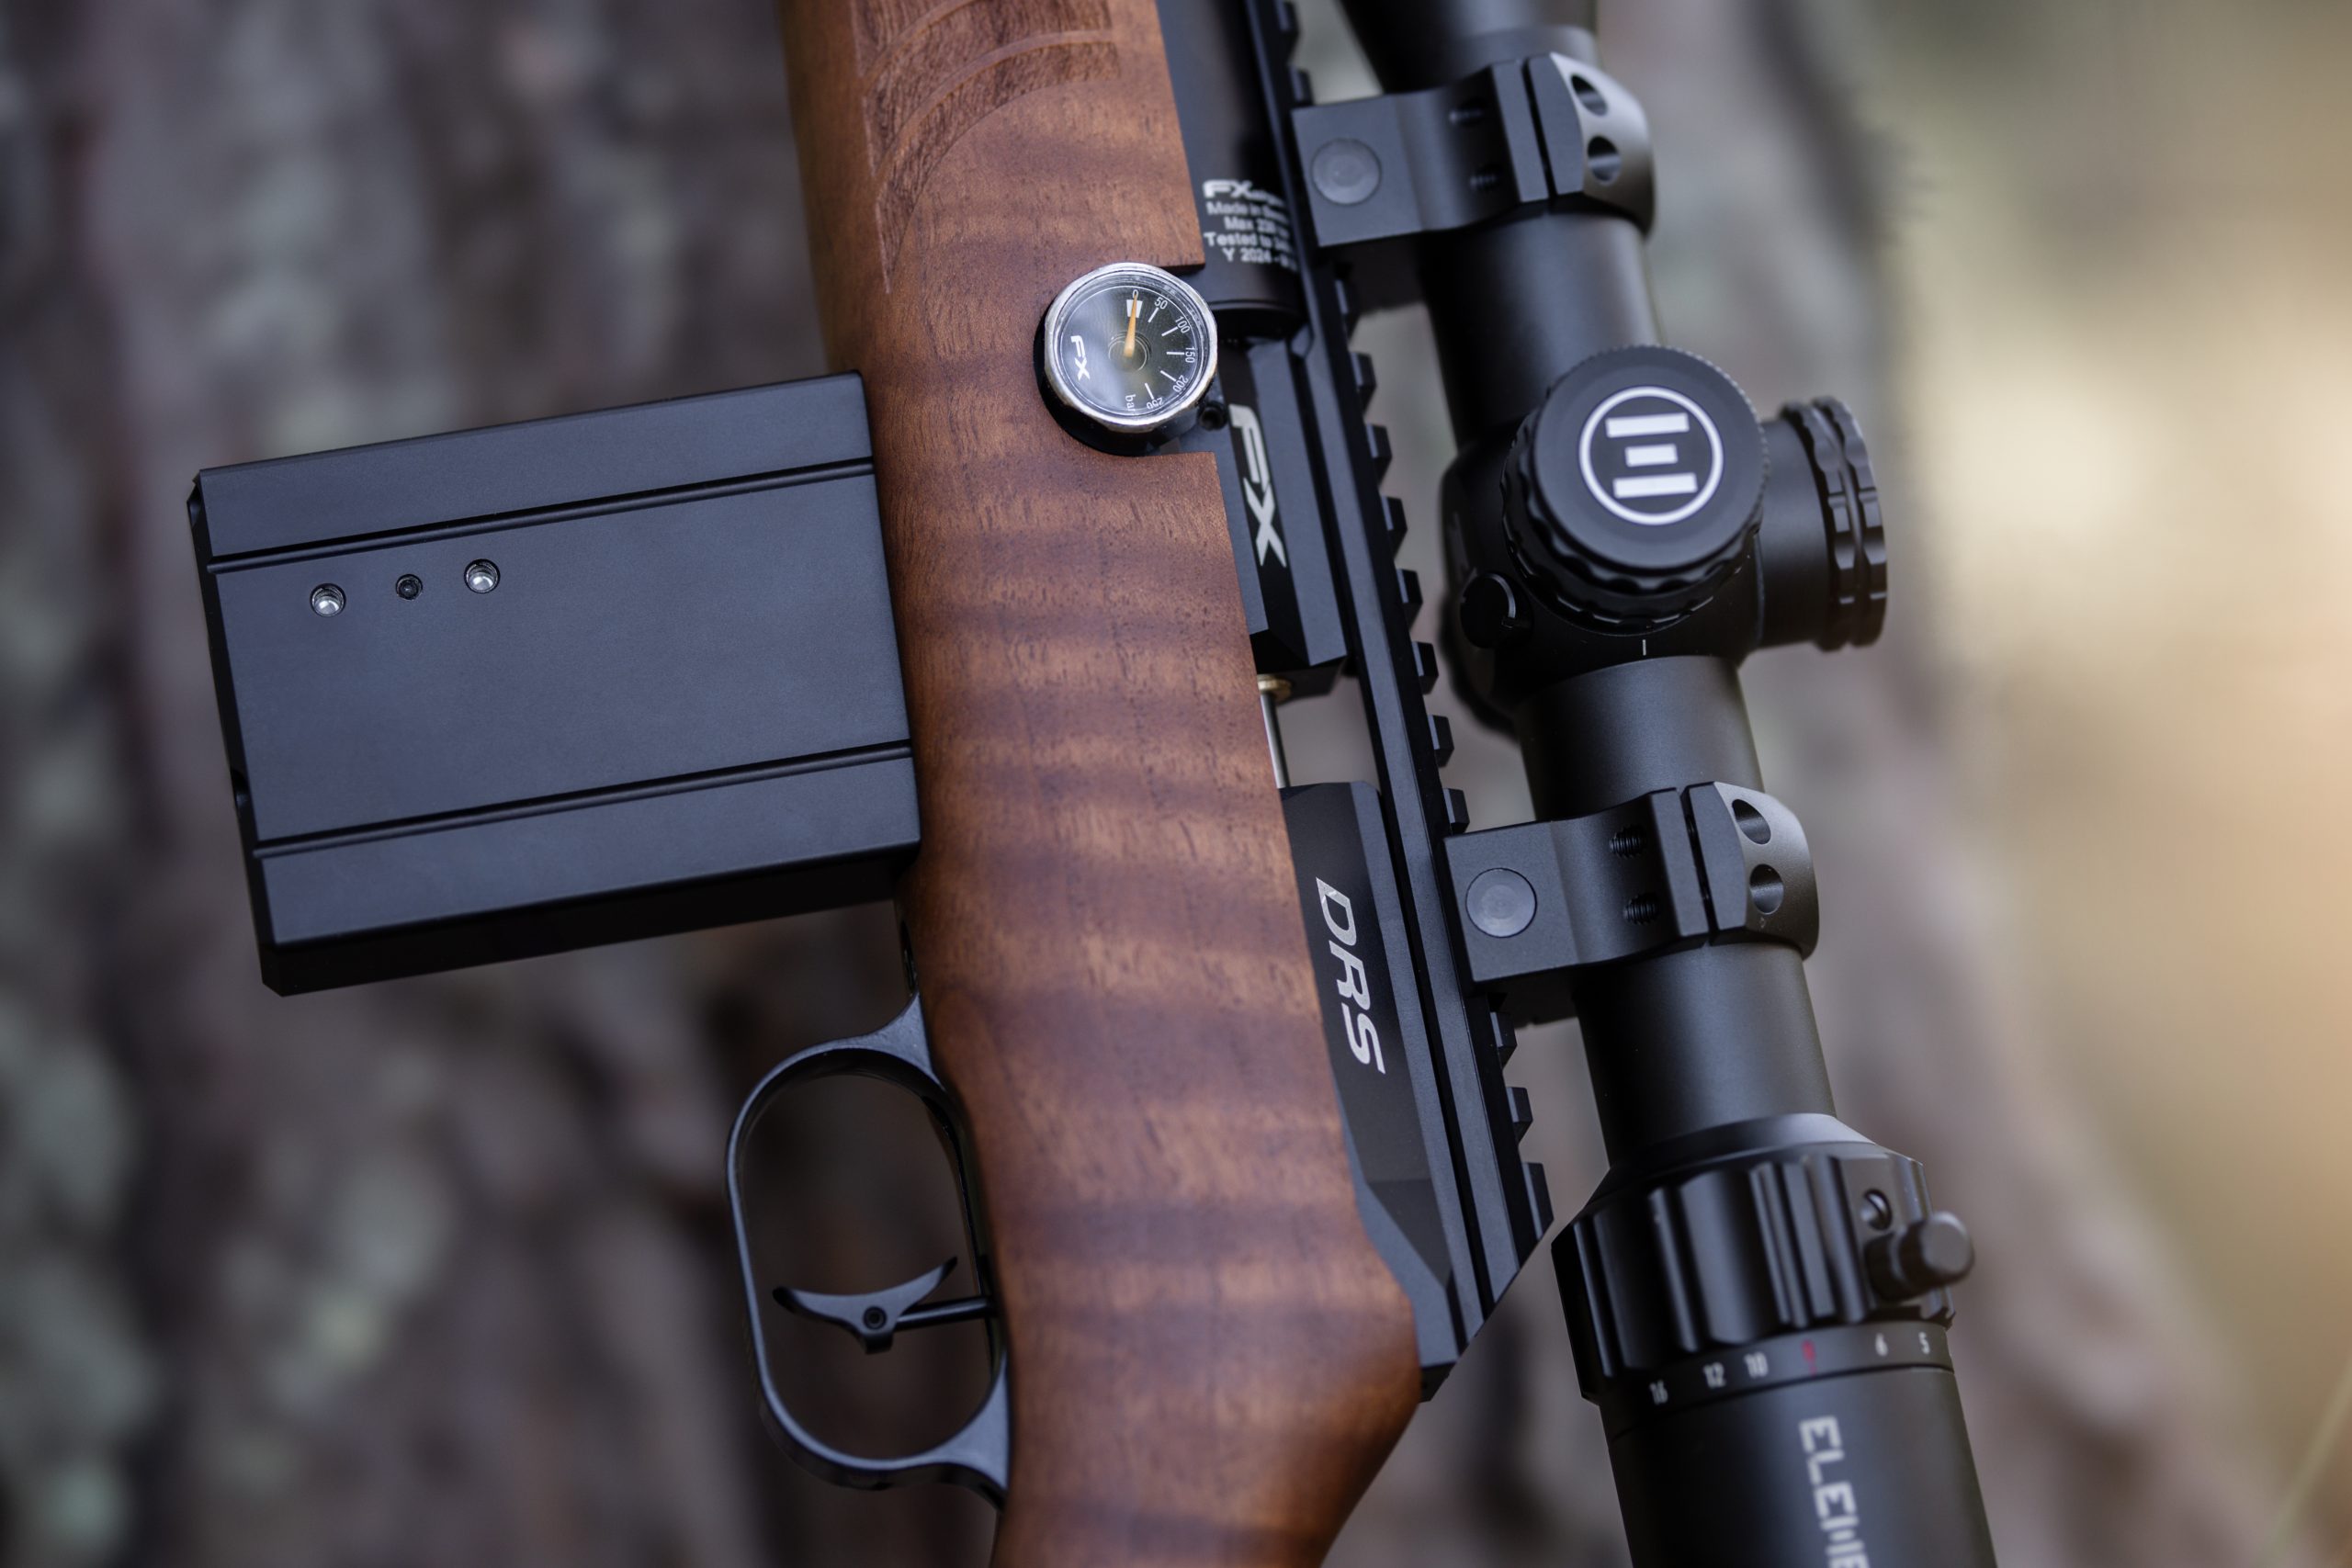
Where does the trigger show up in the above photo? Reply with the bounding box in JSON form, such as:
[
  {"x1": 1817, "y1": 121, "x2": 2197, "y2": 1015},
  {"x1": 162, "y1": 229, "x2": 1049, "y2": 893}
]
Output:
[{"x1": 775, "y1": 1258, "x2": 990, "y2": 1354}]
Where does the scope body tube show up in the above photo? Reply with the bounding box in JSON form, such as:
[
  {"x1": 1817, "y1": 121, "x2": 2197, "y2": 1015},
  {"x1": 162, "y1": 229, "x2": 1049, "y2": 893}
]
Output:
[
  {"x1": 1423, "y1": 213, "x2": 1658, "y2": 450},
  {"x1": 1518, "y1": 658, "x2": 1835, "y2": 1164},
  {"x1": 1337, "y1": 0, "x2": 1652, "y2": 450},
  {"x1": 1337, "y1": 0, "x2": 2000, "y2": 1562}
]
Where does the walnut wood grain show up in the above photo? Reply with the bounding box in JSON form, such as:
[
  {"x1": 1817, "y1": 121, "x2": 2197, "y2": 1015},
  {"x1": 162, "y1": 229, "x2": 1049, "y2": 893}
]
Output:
[{"x1": 773, "y1": 1, "x2": 1422, "y2": 1562}]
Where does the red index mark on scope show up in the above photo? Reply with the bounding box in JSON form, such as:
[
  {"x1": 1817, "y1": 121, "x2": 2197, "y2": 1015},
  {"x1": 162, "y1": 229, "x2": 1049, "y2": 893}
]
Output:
[{"x1": 1803, "y1": 1339, "x2": 1818, "y2": 1376}]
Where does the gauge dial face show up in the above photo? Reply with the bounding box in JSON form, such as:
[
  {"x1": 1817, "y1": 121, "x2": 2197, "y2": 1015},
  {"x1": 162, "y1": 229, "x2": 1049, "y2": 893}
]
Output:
[{"x1": 1041, "y1": 263, "x2": 1217, "y2": 436}]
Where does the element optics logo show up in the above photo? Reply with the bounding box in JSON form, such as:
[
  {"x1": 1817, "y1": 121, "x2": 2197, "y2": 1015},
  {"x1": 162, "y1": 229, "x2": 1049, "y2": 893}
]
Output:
[{"x1": 1577, "y1": 385, "x2": 1726, "y2": 526}]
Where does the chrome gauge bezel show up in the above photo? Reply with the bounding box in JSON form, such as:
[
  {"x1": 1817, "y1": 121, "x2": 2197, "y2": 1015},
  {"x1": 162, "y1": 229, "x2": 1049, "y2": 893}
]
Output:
[{"x1": 1039, "y1": 262, "x2": 1219, "y2": 438}]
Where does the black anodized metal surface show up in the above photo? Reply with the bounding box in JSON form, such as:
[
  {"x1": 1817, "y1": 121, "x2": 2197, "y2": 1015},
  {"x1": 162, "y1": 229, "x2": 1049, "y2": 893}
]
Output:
[
  {"x1": 1240, "y1": 0, "x2": 1545, "y2": 1326},
  {"x1": 1283, "y1": 782, "x2": 1480, "y2": 1382},
  {"x1": 1607, "y1": 1363, "x2": 1996, "y2": 1568},
  {"x1": 1312, "y1": 2, "x2": 1993, "y2": 1560},
  {"x1": 1219, "y1": 341, "x2": 1352, "y2": 680},
  {"x1": 190, "y1": 375, "x2": 917, "y2": 994},
  {"x1": 1158, "y1": 0, "x2": 1307, "y2": 338}
]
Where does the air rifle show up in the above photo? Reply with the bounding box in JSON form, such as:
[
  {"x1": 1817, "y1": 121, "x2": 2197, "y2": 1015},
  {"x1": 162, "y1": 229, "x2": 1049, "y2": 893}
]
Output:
[{"x1": 184, "y1": 1, "x2": 1997, "y2": 1562}]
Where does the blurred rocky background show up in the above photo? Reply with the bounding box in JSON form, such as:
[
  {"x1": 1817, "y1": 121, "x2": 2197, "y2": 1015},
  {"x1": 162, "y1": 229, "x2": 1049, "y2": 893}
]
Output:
[{"x1": 1, "y1": 0, "x2": 2346, "y2": 1563}]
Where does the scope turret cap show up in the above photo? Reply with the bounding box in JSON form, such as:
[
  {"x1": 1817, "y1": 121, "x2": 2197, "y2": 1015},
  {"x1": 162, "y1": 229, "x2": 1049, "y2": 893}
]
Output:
[{"x1": 1503, "y1": 344, "x2": 1768, "y2": 628}]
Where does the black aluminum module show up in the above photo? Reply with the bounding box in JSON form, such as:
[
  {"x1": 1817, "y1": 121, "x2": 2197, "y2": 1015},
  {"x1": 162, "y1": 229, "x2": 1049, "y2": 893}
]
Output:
[{"x1": 189, "y1": 374, "x2": 918, "y2": 994}]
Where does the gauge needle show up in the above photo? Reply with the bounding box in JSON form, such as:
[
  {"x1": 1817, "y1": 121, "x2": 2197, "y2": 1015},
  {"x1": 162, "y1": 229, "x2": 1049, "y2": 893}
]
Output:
[{"x1": 1124, "y1": 296, "x2": 1140, "y2": 358}]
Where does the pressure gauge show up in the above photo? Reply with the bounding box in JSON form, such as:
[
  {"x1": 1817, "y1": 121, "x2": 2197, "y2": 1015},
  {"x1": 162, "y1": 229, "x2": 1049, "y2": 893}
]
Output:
[{"x1": 1039, "y1": 262, "x2": 1218, "y2": 445}]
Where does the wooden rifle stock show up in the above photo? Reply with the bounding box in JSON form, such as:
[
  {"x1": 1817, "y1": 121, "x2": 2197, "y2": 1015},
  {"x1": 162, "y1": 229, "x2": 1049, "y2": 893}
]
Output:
[{"x1": 773, "y1": 1, "x2": 1420, "y2": 1562}]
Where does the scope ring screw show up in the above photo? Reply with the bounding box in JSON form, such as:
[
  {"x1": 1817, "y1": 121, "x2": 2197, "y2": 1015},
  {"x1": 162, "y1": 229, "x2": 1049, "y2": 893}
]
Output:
[{"x1": 1466, "y1": 867, "x2": 1538, "y2": 939}]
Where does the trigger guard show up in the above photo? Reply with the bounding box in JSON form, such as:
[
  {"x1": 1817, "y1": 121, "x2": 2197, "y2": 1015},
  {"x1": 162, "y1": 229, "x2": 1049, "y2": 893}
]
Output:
[
  {"x1": 724, "y1": 997, "x2": 1009, "y2": 1502},
  {"x1": 758, "y1": 1346, "x2": 1009, "y2": 1503}
]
